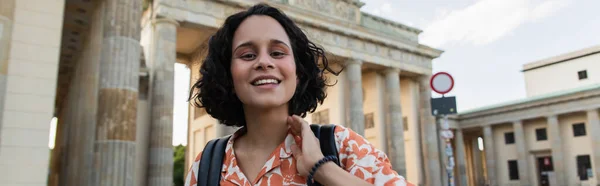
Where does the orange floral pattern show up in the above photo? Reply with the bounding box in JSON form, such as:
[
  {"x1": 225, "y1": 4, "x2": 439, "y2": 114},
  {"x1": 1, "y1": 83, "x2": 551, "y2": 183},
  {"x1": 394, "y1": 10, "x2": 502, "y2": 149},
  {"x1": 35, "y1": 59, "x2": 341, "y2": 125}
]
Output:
[{"x1": 184, "y1": 125, "x2": 414, "y2": 186}]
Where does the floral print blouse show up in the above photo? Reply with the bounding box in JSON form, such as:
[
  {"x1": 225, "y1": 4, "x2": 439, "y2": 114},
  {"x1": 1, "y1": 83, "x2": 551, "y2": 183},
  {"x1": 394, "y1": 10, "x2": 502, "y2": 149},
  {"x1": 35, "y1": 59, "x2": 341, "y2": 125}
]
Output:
[{"x1": 184, "y1": 124, "x2": 414, "y2": 186}]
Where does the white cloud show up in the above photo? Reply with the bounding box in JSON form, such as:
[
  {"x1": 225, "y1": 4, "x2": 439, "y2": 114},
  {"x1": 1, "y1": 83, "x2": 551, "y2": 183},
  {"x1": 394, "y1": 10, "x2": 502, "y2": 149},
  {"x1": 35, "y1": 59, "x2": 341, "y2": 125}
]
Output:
[
  {"x1": 531, "y1": 0, "x2": 570, "y2": 20},
  {"x1": 420, "y1": 0, "x2": 571, "y2": 48},
  {"x1": 381, "y1": 3, "x2": 392, "y2": 14}
]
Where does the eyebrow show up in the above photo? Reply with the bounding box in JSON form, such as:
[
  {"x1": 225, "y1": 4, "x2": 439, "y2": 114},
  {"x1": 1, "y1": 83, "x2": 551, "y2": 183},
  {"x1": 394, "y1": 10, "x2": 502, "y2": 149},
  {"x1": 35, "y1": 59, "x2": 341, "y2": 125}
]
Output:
[{"x1": 233, "y1": 39, "x2": 291, "y2": 53}]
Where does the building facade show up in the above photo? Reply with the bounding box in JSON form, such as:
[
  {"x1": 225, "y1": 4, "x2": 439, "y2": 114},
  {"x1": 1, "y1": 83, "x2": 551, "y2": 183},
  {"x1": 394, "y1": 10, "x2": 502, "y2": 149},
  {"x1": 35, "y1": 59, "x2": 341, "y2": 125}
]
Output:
[
  {"x1": 453, "y1": 45, "x2": 600, "y2": 186},
  {"x1": 524, "y1": 45, "x2": 600, "y2": 97},
  {"x1": 0, "y1": 0, "x2": 448, "y2": 186},
  {"x1": 183, "y1": 1, "x2": 446, "y2": 186}
]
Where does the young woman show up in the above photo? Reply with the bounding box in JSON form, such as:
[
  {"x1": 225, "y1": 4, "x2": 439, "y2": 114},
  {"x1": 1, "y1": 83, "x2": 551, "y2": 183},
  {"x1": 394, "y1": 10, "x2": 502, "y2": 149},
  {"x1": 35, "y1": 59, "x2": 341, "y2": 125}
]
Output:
[{"x1": 185, "y1": 3, "x2": 413, "y2": 186}]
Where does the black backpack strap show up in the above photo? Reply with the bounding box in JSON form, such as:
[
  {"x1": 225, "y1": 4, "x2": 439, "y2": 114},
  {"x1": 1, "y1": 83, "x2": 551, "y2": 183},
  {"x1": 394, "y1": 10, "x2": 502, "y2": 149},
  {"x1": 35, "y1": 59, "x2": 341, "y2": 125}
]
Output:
[
  {"x1": 317, "y1": 124, "x2": 340, "y2": 166},
  {"x1": 197, "y1": 139, "x2": 216, "y2": 186},
  {"x1": 197, "y1": 135, "x2": 231, "y2": 186},
  {"x1": 309, "y1": 124, "x2": 340, "y2": 186}
]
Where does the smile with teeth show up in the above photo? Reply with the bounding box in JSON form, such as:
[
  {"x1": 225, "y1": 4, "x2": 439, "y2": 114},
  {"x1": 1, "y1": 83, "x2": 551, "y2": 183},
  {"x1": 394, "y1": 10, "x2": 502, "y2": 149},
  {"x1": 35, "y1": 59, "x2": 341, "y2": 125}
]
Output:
[{"x1": 252, "y1": 79, "x2": 280, "y2": 86}]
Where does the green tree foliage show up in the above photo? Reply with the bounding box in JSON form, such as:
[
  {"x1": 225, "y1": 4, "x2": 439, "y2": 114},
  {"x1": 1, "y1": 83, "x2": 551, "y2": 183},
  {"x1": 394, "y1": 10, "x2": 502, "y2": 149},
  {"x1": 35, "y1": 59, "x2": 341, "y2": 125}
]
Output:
[{"x1": 173, "y1": 145, "x2": 186, "y2": 186}]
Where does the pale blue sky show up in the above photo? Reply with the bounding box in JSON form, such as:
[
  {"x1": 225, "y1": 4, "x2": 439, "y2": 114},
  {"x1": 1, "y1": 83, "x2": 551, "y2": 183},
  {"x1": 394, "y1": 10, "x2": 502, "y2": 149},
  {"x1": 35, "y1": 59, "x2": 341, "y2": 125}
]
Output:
[{"x1": 169, "y1": 0, "x2": 600, "y2": 145}]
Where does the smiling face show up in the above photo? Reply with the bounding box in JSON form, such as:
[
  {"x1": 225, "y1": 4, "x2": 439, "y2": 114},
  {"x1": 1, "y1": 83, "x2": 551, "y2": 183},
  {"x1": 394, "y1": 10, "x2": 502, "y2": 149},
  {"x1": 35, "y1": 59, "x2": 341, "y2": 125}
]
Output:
[{"x1": 230, "y1": 15, "x2": 297, "y2": 110}]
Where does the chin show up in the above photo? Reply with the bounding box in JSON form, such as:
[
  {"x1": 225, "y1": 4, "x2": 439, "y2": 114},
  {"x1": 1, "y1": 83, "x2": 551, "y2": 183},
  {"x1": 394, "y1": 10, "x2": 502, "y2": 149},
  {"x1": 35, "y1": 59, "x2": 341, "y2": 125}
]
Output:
[{"x1": 243, "y1": 97, "x2": 290, "y2": 109}]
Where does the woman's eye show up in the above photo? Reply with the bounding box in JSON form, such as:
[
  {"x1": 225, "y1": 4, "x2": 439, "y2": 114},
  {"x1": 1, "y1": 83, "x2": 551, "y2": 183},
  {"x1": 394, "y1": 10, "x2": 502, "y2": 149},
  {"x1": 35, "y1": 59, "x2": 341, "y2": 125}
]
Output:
[
  {"x1": 271, "y1": 51, "x2": 286, "y2": 58},
  {"x1": 240, "y1": 54, "x2": 256, "y2": 60}
]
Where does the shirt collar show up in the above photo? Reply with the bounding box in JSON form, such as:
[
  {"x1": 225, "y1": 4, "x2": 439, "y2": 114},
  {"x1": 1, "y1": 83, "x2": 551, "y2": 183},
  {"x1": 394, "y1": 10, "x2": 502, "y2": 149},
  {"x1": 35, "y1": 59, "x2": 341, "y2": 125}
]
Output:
[
  {"x1": 221, "y1": 127, "x2": 297, "y2": 170},
  {"x1": 221, "y1": 127, "x2": 298, "y2": 185}
]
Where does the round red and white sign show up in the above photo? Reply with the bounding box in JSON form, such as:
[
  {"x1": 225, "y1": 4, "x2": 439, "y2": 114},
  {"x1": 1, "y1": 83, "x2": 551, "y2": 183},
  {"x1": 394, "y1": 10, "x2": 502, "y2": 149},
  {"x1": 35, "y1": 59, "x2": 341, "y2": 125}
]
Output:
[{"x1": 430, "y1": 72, "x2": 454, "y2": 94}]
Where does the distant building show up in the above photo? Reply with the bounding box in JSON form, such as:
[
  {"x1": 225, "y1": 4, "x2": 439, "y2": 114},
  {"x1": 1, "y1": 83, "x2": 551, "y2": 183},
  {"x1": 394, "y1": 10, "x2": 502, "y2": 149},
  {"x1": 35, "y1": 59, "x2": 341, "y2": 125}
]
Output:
[
  {"x1": 453, "y1": 45, "x2": 600, "y2": 186},
  {"x1": 523, "y1": 45, "x2": 600, "y2": 97}
]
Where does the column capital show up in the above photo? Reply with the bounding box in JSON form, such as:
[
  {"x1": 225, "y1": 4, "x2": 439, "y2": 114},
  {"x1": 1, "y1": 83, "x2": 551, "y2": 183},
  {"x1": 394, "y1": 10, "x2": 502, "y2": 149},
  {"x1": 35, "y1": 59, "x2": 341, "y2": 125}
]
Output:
[
  {"x1": 417, "y1": 74, "x2": 432, "y2": 84},
  {"x1": 153, "y1": 18, "x2": 180, "y2": 26},
  {"x1": 346, "y1": 58, "x2": 363, "y2": 65},
  {"x1": 384, "y1": 67, "x2": 401, "y2": 74},
  {"x1": 546, "y1": 114, "x2": 559, "y2": 120},
  {"x1": 587, "y1": 108, "x2": 599, "y2": 115}
]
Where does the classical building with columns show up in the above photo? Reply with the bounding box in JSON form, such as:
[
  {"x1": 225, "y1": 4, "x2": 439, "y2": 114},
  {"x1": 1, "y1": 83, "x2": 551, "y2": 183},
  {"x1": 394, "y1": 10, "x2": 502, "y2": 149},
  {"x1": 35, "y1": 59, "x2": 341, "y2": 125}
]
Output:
[
  {"x1": 0, "y1": 0, "x2": 449, "y2": 186},
  {"x1": 452, "y1": 45, "x2": 600, "y2": 186},
  {"x1": 184, "y1": 0, "x2": 446, "y2": 186}
]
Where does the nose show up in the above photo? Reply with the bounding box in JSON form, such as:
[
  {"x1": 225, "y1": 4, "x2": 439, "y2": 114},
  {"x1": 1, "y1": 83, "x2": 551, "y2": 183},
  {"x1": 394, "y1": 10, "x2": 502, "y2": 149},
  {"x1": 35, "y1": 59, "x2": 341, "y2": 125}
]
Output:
[{"x1": 253, "y1": 52, "x2": 275, "y2": 70}]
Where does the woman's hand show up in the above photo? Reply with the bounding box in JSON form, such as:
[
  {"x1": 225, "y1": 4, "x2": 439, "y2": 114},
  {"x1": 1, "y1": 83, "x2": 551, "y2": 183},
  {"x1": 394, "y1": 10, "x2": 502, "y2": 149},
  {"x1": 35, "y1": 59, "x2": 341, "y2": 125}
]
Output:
[{"x1": 287, "y1": 115, "x2": 324, "y2": 176}]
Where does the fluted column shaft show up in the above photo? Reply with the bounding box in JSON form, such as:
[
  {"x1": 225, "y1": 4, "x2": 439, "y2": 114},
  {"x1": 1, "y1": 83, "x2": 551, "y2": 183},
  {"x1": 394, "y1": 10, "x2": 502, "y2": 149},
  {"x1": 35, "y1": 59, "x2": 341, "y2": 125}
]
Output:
[
  {"x1": 147, "y1": 18, "x2": 178, "y2": 186},
  {"x1": 483, "y1": 125, "x2": 497, "y2": 186},
  {"x1": 384, "y1": 68, "x2": 406, "y2": 175},
  {"x1": 94, "y1": 0, "x2": 143, "y2": 185},
  {"x1": 547, "y1": 115, "x2": 566, "y2": 186},
  {"x1": 418, "y1": 75, "x2": 442, "y2": 186},
  {"x1": 455, "y1": 129, "x2": 468, "y2": 186},
  {"x1": 513, "y1": 121, "x2": 532, "y2": 186},
  {"x1": 346, "y1": 59, "x2": 365, "y2": 136}
]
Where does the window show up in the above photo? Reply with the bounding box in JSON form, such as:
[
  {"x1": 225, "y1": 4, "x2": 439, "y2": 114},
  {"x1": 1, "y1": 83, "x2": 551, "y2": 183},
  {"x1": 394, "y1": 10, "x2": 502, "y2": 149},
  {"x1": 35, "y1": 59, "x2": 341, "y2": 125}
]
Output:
[
  {"x1": 578, "y1": 70, "x2": 588, "y2": 80},
  {"x1": 403, "y1": 117, "x2": 408, "y2": 131},
  {"x1": 312, "y1": 109, "x2": 329, "y2": 124},
  {"x1": 508, "y1": 160, "x2": 519, "y2": 180},
  {"x1": 573, "y1": 123, "x2": 586, "y2": 137},
  {"x1": 504, "y1": 132, "x2": 515, "y2": 144},
  {"x1": 364, "y1": 113, "x2": 374, "y2": 129},
  {"x1": 577, "y1": 155, "x2": 592, "y2": 180},
  {"x1": 536, "y1": 128, "x2": 547, "y2": 141}
]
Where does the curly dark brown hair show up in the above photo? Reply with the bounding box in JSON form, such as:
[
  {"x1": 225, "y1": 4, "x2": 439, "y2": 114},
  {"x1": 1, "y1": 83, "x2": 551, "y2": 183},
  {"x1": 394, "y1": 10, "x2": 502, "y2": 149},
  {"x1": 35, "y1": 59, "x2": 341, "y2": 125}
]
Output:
[{"x1": 188, "y1": 3, "x2": 340, "y2": 127}]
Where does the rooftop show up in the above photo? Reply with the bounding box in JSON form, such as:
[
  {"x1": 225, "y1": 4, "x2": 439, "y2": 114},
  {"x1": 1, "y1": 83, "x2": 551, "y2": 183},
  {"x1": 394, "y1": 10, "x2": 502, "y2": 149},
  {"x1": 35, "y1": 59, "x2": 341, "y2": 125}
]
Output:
[
  {"x1": 522, "y1": 45, "x2": 600, "y2": 71},
  {"x1": 458, "y1": 83, "x2": 600, "y2": 115}
]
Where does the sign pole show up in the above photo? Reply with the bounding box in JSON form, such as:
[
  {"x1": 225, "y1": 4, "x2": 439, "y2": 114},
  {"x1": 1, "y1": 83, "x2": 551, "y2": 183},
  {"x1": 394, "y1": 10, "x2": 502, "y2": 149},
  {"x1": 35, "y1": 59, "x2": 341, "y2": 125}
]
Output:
[{"x1": 430, "y1": 72, "x2": 457, "y2": 186}]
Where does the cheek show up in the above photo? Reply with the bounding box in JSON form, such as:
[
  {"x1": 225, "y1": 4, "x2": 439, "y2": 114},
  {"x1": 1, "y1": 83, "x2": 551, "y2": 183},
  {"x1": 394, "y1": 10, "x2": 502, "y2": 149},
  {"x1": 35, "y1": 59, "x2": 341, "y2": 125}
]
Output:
[
  {"x1": 282, "y1": 59, "x2": 297, "y2": 80},
  {"x1": 283, "y1": 60, "x2": 298, "y2": 93},
  {"x1": 230, "y1": 62, "x2": 247, "y2": 91}
]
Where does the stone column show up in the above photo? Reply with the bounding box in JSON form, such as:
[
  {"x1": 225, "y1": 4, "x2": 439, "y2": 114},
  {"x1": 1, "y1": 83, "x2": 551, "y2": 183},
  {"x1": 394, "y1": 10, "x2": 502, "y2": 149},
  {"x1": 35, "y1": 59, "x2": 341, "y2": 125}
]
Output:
[
  {"x1": 513, "y1": 121, "x2": 531, "y2": 186},
  {"x1": 0, "y1": 0, "x2": 15, "y2": 145},
  {"x1": 455, "y1": 129, "x2": 468, "y2": 186},
  {"x1": 346, "y1": 59, "x2": 365, "y2": 136},
  {"x1": 61, "y1": 75, "x2": 82, "y2": 186},
  {"x1": 483, "y1": 125, "x2": 497, "y2": 186},
  {"x1": 418, "y1": 75, "x2": 442, "y2": 186},
  {"x1": 384, "y1": 68, "x2": 406, "y2": 175},
  {"x1": 61, "y1": 5, "x2": 104, "y2": 185},
  {"x1": 49, "y1": 108, "x2": 67, "y2": 186},
  {"x1": 147, "y1": 18, "x2": 178, "y2": 186},
  {"x1": 472, "y1": 137, "x2": 485, "y2": 185},
  {"x1": 94, "y1": 0, "x2": 143, "y2": 185},
  {"x1": 547, "y1": 115, "x2": 566, "y2": 186},
  {"x1": 587, "y1": 109, "x2": 600, "y2": 184},
  {"x1": 409, "y1": 81, "x2": 424, "y2": 184}
]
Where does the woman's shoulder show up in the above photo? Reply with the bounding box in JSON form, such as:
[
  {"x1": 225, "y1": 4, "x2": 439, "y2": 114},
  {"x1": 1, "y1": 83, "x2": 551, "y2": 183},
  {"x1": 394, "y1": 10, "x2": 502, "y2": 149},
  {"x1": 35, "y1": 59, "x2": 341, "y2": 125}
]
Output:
[
  {"x1": 331, "y1": 124, "x2": 385, "y2": 157},
  {"x1": 330, "y1": 125, "x2": 412, "y2": 185},
  {"x1": 332, "y1": 124, "x2": 371, "y2": 146}
]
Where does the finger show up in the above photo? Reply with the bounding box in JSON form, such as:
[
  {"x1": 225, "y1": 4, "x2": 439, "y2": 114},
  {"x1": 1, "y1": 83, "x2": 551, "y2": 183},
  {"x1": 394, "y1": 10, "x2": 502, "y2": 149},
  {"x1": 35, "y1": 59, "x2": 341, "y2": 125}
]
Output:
[
  {"x1": 291, "y1": 115, "x2": 311, "y2": 135},
  {"x1": 291, "y1": 144, "x2": 301, "y2": 158},
  {"x1": 287, "y1": 116, "x2": 301, "y2": 136},
  {"x1": 294, "y1": 135, "x2": 302, "y2": 147}
]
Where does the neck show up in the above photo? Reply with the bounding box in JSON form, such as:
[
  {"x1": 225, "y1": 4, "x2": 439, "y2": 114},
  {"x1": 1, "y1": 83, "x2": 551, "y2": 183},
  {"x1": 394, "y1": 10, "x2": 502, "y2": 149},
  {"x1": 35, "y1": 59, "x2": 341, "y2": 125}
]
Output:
[{"x1": 241, "y1": 104, "x2": 290, "y2": 149}]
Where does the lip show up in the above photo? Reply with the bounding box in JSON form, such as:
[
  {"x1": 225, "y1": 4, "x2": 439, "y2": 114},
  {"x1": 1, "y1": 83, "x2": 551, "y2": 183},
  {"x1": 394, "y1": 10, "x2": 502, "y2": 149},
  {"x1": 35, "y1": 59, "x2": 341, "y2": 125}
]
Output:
[{"x1": 250, "y1": 75, "x2": 282, "y2": 85}]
